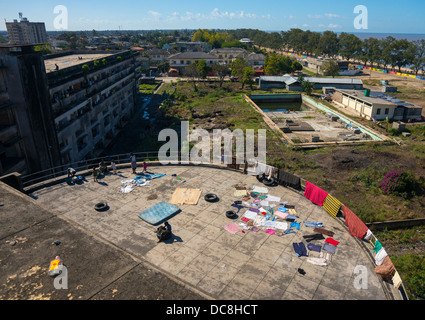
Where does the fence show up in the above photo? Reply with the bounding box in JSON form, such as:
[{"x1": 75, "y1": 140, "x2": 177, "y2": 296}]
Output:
[{"x1": 21, "y1": 151, "x2": 162, "y2": 189}]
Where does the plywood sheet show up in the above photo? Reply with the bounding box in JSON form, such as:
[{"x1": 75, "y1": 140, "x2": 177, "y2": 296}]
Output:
[{"x1": 169, "y1": 188, "x2": 202, "y2": 205}]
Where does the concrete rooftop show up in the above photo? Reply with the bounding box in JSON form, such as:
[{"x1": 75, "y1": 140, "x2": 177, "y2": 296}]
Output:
[
  {"x1": 0, "y1": 165, "x2": 399, "y2": 300},
  {"x1": 44, "y1": 53, "x2": 113, "y2": 73}
]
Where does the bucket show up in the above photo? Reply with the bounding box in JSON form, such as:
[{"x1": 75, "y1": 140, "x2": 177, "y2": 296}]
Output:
[{"x1": 364, "y1": 89, "x2": 371, "y2": 97}]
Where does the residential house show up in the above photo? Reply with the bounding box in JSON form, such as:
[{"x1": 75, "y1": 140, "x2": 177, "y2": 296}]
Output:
[
  {"x1": 168, "y1": 52, "x2": 218, "y2": 74},
  {"x1": 210, "y1": 47, "x2": 248, "y2": 65},
  {"x1": 146, "y1": 48, "x2": 176, "y2": 65}
]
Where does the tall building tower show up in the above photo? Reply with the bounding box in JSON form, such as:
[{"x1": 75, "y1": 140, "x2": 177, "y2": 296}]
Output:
[
  {"x1": 0, "y1": 44, "x2": 62, "y2": 176},
  {"x1": 5, "y1": 13, "x2": 48, "y2": 45}
]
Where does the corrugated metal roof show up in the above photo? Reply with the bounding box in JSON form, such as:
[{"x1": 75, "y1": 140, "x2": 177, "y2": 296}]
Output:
[{"x1": 260, "y1": 75, "x2": 363, "y2": 85}]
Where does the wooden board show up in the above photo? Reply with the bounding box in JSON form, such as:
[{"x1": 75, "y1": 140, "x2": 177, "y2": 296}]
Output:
[{"x1": 169, "y1": 188, "x2": 202, "y2": 205}]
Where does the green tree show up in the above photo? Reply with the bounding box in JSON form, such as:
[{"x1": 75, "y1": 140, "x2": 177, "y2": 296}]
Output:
[
  {"x1": 339, "y1": 32, "x2": 362, "y2": 60},
  {"x1": 157, "y1": 61, "x2": 170, "y2": 74},
  {"x1": 212, "y1": 63, "x2": 231, "y2": 87},
  {"x1": 321, "y1": 60, "x2": 340, "y2": 78},
  {"x1": 292, "y1": 60, "x2": 303, "y2": 73},
  {"x1": 380, "y1": 36, "x2": 396, "y2": 70},
  {"x1": 299, "y1": 77, "x2": 314, "y2": 95},
  {"x1": 409, "y1": 40, "x2": 425, "y2": 76},
  {"x1": 242, "y1": 67, "x2": 255, "y2": 89},
  {"x1": 184, "y1": 62, "x2": 199, "y2": 91},
  {"x1": 196, "y1": 59, "x2": 208, "y2": 80},
  {"x1": 230, "y1": 57, "x2": 248, "y2": 79},
  {"x1": 317, "y1": 31, "x2": 339, "y2": 57},
  {"x1": 265, "y1": 54, "x2": 280, "y2": 75},
  {"x1": 390, "y1": 39, "x2": 411, "y2": 72}
]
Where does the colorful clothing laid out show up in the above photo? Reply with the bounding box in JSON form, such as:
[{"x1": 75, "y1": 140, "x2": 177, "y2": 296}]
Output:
[
  {"x1": 265, "y1": 229, "x2": 276, "y2": 235},
  {"x1": 243, "y1": 210, "x2": 258, "y2": 220},
  {"x1": 304, "y1": 181, "x2": 328, "y2": 206},
  {"x1": 342, "y1": 205, "x2": 369, "y2": 239},
  {"x1": 323, "y1": 194, "x2": 342, "y2": 218},
  {"x1": 303, "y1": 233, "x2": 325, "y2": 242},
  {"x1": 307, "y1": 243, "x2": 322, "y2": 252},
  {"x1": 223, "y1": 222, "x2": 242, "y2": 234},
  {"x1": 293, "y1": 242, "x2": 308, "y2": 257},
  {"x1": 313, "y1": 228, "x2": 334, "y2": 237},
  {"x1": 322, "y1": 243, "x2": 337, "y2": 255},
  {"x1": 290, "y1": 222, "x2": 300, "y2": 230},
  {"x1": 325, "y1": 237, "x2": 340, "y2": 246}
]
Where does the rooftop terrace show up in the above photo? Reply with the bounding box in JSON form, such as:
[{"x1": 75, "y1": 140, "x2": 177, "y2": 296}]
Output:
[
  {"x1": 44, "y1": 53, "x2": 113, "y2": 73},
  {"x1": 0, "y1": 164, "x2": 403, "y2": 300}
]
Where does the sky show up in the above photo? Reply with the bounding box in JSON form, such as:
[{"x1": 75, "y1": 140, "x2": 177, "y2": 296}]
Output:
[{"x1": 1, "y1": 0, "x2": 425, "y2": 34}]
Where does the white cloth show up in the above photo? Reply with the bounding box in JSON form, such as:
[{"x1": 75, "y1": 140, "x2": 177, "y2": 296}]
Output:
[
  {"x1": 120, "y1": 185, "x2": 134, "y2": 193},
  {"x1": 262, "y1": 220, "x2": 276, "y2": 229},
  {"x1": 364, "y1": 229, "x2": 373, "y2": 241},
  {"x1": 253, "y1": 215, "x2": 266, "y2": 227},
  {"x1": 266, "y1": 195, "x2": 281, "y2": 202},
  {"x1": 274, "y1": 222, "x2": 288, "y2": 230},
  {"x1": 251, "y1": 186, "x2": 269, "y2": 194},
  {"x1": 260, "y1": 200, "x2": 269, "y2": 207},
  {"x1": 242, "y1": 210, "x2": 258, "y2": 220},
  {"x1": 375, "y1": 247, "x2": 388, "y2": 266},
  {"x1": 256, "y1": 162, "x2": 267, "y2": 175},
  {"x1": 306, "y1": 257, "x2": 328, "y2": 266}
]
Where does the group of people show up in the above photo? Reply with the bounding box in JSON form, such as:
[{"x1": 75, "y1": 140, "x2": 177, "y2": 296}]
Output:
[{"x1": 69, "y1": 153, "x2": 148, "y2": 182}]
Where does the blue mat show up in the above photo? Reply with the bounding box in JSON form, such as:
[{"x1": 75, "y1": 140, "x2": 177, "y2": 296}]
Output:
[
  {"x1": 138, "y1": 201, "x2": 181, "y2": 225},
  {"x1": 135, "y1": 174, "x2": 166, "y2": 180}
]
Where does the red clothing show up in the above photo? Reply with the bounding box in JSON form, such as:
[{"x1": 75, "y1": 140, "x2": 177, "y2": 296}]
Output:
[
  {"x1": 342, "y1": 205, "x2": 369, "y2": 239},
  {"x1": 304, "y1": 181, "x2": 328, "y2": 206},
  {"x1": 325, "y1": 237, "x2": 340, "y2": 246}
]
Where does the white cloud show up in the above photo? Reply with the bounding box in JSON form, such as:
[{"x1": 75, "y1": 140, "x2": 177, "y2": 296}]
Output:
[
  {"x1": 148, "y1": 8, "x2": 271, "y2": 23},
  {"x1": 148, "y1": 10, "x2": 161, "y2": 21},
  {"x1": 325, "y1": 13, "x2": 340, "y2": 18}
]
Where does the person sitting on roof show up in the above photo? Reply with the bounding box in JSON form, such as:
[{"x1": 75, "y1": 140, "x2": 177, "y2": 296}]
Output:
[
  {"x1": 67, "y1": 167, "x2": 77, "y2": 178},
  {"x1": 156, "y1": 222, "x2": 172, "y2": 243},
  {"x1": 98, "y1": 159, "x2": 108, "y2": 174}
]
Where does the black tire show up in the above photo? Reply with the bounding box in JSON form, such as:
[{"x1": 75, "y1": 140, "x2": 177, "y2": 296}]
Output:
[
  {"x1": 256, "y1": 174, "x2": 265, "y2": 182},
  {"x1": 94, "y1": 202, "x2": 108, "y2": 211},
  {"x1": 205, "y1": 193, "x2": 219, "y2": 202},
  {"x1": 263, "y1": 177, "x2": 275, "y2": 186},
  {"x1": 226, "y1": 210, "x2": 237, "y2": 219}
]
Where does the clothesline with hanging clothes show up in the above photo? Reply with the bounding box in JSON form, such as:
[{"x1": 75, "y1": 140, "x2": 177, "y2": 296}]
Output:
[
  {"x1": 302, "y1": 179, "x2": 405, "y2": 295},
  {"x1": 244, "y1": 163, "x2": 405, "y2": 295}
]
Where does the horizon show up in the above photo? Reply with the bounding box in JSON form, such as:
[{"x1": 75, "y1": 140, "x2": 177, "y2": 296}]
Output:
[{"x1": 1, "y1": 0, "x2": 425, "y2": 34}]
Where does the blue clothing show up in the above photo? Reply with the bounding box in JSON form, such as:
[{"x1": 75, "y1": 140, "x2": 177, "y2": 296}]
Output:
[
  {"x1": 290, "y1": 222, "x2": 300, "y2": 230},
  {"x1": 293, "y1": 242, "x2": 308, "y2": 257}
]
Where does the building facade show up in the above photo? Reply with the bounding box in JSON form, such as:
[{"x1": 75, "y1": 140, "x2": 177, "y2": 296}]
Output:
[
  {"x1": 5, "y1": 17, "x2": 48, "y2": 45},
  {"x1": 46, "y1": 50, "x2": 139, "y2": 165},
  {"x1": 332, "y1": 89, "x2": 423, "y2": 121},
  {"x1": 168, "y1": 52, "x2": 218, "y2": 74},
  {"x1": 0, "y1": 44, "x2": 61, "y2": 176},
  {"x1": 0, "y1": 44, "x2": 140, "y2": 176}
]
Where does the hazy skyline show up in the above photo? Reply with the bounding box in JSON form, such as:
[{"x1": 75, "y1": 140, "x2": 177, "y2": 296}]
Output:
[{"x1": 1, "y1": 0, "x2": 425, "y2": 34}]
